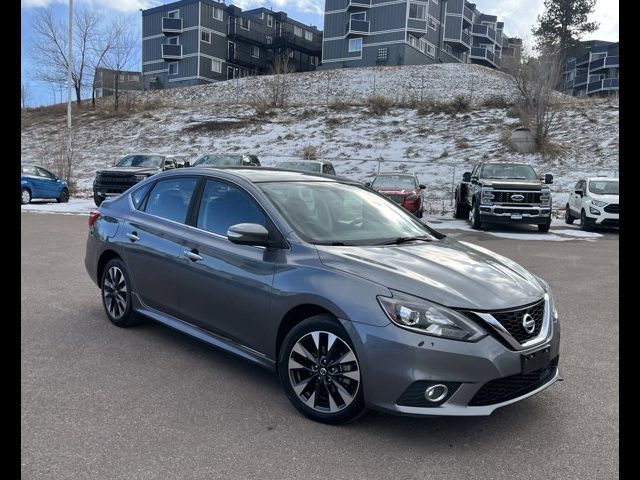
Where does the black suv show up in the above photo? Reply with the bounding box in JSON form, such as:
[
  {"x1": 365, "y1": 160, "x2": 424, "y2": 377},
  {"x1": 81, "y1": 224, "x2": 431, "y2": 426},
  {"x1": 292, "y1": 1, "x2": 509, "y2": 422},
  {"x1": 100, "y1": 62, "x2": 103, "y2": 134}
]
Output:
[
  {"x1": 191, "y1": 154, "x2": 260, "y2": 168},
  {"x1": 454, "y1": 162, "x2": 554, "y2": 232},
  {"x1": 93, "y1": 154, "x2": 181, "y2": 206}
]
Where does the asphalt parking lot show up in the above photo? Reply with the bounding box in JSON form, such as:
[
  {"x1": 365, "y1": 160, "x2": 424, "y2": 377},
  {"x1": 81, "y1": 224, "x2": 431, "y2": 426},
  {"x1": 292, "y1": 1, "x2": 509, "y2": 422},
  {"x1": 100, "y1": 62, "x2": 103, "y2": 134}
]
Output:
[{"x1": 21, "y1": 212, "x2": 618, "y2": 480}]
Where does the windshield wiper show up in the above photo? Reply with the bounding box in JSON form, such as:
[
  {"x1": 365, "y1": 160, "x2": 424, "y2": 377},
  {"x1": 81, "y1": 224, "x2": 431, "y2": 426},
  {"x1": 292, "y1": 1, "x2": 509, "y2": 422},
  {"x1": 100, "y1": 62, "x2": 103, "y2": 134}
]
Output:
[
  {"x1": 374, "y1": 236, "x2": 433, "y2": 246},
  {"x1": 314, "y1": 241, "x2": 360, "y2": 246}
]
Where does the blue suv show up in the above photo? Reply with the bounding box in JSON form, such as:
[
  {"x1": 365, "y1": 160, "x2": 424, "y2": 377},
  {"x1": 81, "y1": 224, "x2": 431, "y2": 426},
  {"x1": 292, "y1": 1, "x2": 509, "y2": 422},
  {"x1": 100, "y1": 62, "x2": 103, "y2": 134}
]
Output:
[{"x1": 21, "y1": 164, "x2": 69, "y2": 205}]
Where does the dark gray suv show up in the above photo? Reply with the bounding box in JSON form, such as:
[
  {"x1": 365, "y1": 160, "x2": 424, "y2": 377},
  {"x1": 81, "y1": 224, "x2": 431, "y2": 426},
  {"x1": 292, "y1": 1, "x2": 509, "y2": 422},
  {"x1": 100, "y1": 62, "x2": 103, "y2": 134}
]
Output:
[{"x1": 85, "y1": 168, "x2": 561, "y2": 424}]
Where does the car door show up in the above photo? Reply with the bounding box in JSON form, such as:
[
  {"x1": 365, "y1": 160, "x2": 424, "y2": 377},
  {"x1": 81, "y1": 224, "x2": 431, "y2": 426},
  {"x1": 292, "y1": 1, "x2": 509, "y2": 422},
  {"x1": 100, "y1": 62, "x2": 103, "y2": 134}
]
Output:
[
  {"x1": 22, "y1": 165, "x2": 45, "y2": 198},
  {"x1": 119, "y1": 176, "x2": 199, "y2": 318},
  {"x1": 36, "y1": 167, "x2": 59, "y2": 198},
  {"x1": 570, "y1": 180, "x2": 584, "y2": 215},
  {"x1": 178, "y1": 177, "x2": 276, "y2": 351},
  {"x1": 465, "y1": 164, "x2": 480, "y2": 205}
]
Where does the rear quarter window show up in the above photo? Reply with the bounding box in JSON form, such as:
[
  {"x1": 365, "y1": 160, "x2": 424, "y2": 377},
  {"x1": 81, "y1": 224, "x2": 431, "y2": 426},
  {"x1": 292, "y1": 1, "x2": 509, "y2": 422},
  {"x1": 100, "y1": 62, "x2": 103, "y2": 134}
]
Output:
[{"x1": 131, "y1": 183, "x2": 152, "y2": 209}]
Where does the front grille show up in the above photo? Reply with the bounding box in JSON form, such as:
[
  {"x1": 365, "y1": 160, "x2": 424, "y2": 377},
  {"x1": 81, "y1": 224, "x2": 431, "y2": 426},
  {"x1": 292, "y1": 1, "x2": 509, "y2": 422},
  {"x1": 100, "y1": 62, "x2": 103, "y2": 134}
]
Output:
[
  {"x1": 468, "y1": 356, "x2": 558, "y2": 406},
  {"x1": 492, "y1": 191, "x2": 541, "y2": 205},
  {"x1": 604, "y1": 204, "x2": 619, "y2": 214},
  {"x1": 491, "y1": 299, "x2": 545, "y2": 344},
  {"x1": 386, "y1": 194, "x2": 404, "y2": 204},
  {"x1": 95, "y1": 174, "x2": 139, "y2": 190}
]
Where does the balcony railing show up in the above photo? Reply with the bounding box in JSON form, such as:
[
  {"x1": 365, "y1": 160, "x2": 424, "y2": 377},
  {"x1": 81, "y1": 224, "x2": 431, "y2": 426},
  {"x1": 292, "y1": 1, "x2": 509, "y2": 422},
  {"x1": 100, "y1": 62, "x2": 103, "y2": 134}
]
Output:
[
  {"x1": 463, "y1": 6, "x2": 474, "y2": 23},
  {"x1": 345, "y1": 19, "x2": 370, "y2": 35},
  {"x1": 587, "y1": 77, "x2": 619, "y2": 93},
  {"x1": 471, "y1": 24, "x2": 496, "y2": 43},
  {"x1": 162, "y1": 17, "x2": 183, "y2": 33},
  {"x1": 346, "y1": 0, "x2": 371, "y2": 8},
  {"x1": 444, "y1": 30, "x2": 471, "y2": 49},
  {"x1": 575, "y1": 53, "x2": 590, "y2": 65},
  {"x1": 161, "y1": 44, "x2": 183, "y2": 60},
  {"x1": 573, "y1": 73, "x2": 588, "y2": 86},
  {"x1": 470, "y1": 47, "x2": 498, "y2": 67}
]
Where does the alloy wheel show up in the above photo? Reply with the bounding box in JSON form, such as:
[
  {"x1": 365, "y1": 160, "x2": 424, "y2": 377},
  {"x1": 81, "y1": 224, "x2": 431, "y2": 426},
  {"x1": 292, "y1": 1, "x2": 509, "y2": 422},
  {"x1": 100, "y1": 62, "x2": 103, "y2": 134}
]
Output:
[
  {"x1": 288, "y1": 331, "x2": 360, "y2": 414},
  {"x1": 102, "y1": 266, "x2": 128, "y2": 320},
  {"x1": 21, "y1": 189, "x2": 31, "y2": 205}
]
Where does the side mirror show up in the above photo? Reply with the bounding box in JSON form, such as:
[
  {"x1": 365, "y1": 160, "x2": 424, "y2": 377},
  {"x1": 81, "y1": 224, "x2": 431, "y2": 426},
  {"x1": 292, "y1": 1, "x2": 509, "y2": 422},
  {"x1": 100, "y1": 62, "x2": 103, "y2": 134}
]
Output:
[
  {"x1": 544, "y1": 174, "x2": 553, "y2": 184},
  {"x1": 364, "y1": 182, "x2": 371, "y2": 188},
  {"x1": 419, "y1": 184, "x2": 426, "y2": 190},
  {"x1": 575, "y1": 189, "x2": 583, "y2": 197},
  {"x1": 183, "y1": 161, "x2": 190, "y2": 167},
  {"x1": 164, "y1": 163, "x2": 175, "y2": 170},
  {"x1": 227, "y1": 223, "x2": 272, "y2": 247},
  {"x1": 462, "y1": 172, "x2": 471, "y2": 182}
]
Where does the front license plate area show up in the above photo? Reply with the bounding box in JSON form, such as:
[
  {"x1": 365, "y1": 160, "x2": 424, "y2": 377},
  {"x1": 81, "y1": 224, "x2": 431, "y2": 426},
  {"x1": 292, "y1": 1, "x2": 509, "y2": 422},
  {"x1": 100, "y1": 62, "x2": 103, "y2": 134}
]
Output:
[
  {"x1": 511, "y1": 213, "x2": 523, "y2": 220},
  {"x1": 521, "y1": 347, "x2": 551, "y2": 374}
]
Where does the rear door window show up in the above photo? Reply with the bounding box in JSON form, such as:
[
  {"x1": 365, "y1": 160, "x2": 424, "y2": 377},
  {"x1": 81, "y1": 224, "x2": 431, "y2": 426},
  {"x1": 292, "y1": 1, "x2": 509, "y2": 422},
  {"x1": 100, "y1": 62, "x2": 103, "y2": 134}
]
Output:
[
  {"x1": 196, "y1": 179, "x2": 267, "y2": 236},
  {"x1": 22, "y1": 165, "x2": 38, "y2": 176},
  {"x1": 144, "y1": 177, "x2": 198, "y2": 223}
]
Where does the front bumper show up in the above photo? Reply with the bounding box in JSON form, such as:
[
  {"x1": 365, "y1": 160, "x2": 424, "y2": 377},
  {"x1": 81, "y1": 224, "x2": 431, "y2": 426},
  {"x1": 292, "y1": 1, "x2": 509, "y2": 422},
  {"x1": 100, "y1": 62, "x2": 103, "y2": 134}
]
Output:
[
  {"x1": 584, "y1": 207, "x2": 619, "y2": 227},
  {"x1": 93, "y1": 185, "x2": 129, "y2": 197},
  {"x1": 341, "y1": 315, "x2": 560, "y2": 416},
  {"x1": 479, "y1": 204, "x2": 551, "y2": 225}
]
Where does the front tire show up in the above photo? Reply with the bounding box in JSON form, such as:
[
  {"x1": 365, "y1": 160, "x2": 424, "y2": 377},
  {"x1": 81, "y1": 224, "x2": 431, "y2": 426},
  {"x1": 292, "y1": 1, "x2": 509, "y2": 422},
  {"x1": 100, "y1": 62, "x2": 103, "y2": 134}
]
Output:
[
  {"x1": 580, "y1": 210, "x2": 591, "y2": 231},
  {"x1": 564, "y1": 205, "x2": 574, "y2": 225},
  {"x1": 21, "y1": 188, "x2": 31, "y2": 205},
  {"x1": 278, "y1": 315, "x2": 365, "y2": 425},
  {"x1": 57, "y1": 188, "x2": 69, "y2": 203},
  {"x1": 538, "y1": 221, "x2": 551, "y2": 233},
  {"x1": 469, "y1": 201, "x2": 482, "y2": 229},
  {"x1": 101, "y1": 258, "x2": 141, "y2": 328}
]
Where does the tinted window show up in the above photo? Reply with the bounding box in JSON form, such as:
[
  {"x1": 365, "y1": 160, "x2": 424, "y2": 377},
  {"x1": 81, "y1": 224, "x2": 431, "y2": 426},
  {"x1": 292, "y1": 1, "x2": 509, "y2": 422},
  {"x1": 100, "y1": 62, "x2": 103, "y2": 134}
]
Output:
[
  {"x1": 196, "y1": 180, "x2": 267, "y2": 236},
  {"x1": 480, "y1": 164, "x2": 537, "y2": 180},
  {"x1": 22, "y1": 165, "x2": 38, "y2": 176},
  {"x1": 36, "y1": 167, "x2": 55, "y2": 179},
  {"x1": 117, "y1": 155, "x2": 163, "y2": 168},
  {"x1": 144, "y1": 177, "x2": 197, "y2": 223},
  {"x1": 588, "y1": 180, "x2": 618, "y2": 195},
  {"x1": 371, "y1": 175, "x2": 417, "y2": 189},
  {"x1": 193, "y1": 155, "x2": 243, "y2": 167},
  {"x1": 131, "y1": 183, "x2": 151, "y2": 209},
  {"x1": 279, "y1": 161, "x2": 321, "y2": 172}
]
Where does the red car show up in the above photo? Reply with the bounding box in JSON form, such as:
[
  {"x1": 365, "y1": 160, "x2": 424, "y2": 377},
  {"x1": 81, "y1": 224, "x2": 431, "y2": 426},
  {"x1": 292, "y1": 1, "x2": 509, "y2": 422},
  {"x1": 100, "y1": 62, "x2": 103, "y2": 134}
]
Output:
[{"x1": 367, "y1": 173, "x2": 426, "y2": 217}]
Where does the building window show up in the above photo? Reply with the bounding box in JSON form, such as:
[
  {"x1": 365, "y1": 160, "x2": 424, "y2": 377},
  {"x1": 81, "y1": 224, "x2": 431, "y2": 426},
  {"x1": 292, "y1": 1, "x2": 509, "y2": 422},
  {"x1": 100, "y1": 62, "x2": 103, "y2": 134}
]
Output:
[
  {"x1": 168, "y1": 62, "x2": 178, "y2": 75},
  {"x1": 351, "y1": 12, "x2": 366, "y2": 20},
  {"x1": 348, "y1": 37, "x2": 362, "y2": 53},
  {"x1": 167, "y1": 36, "x2": 179, "y2": 45},
  {"x1": 266, "y1": 35, "x2": 273, "y2": 44},
  {"x1": 428, "y1": 17, "x2": 437, "y2": 30},
  {"x1": 167, "y1": 10, "x2": 179, "y2": 19},
  {"x1": 409, "y1": 3, "x2": 426, "y2": 20},
  {"x1": 426, "y1": 42, "x2": 436, "y2": 57},
  {"x1": 294, "y1": 26, "x2": 303, "y2": 37},
  {"x1": 266, "y1": 15, "x2": 273, "y2": 27},
  {"x1": 408, "y1": 34, "x2": 419, "y2": 48},
  {"x1": 240, "y1": 17, "x2": 250, "y2": 30},
  {"x1": 201, "y1": 30, "x2": 211, "y2": 43},
  {"x1": 251, "y1": 46, "x2": 260, "y2": 58},
  {"x1": 213, "y1": 7, "x2": 223, "y2": 21},
  {"x1": 211, "y1": 59, "x2": 222, "y2": 73},
  {"x1": 377, "y1": 47, "x2": 388, "y2": 61},
  {"x1": 304, "y1": 30, "x2": 313, "y2": 41}
]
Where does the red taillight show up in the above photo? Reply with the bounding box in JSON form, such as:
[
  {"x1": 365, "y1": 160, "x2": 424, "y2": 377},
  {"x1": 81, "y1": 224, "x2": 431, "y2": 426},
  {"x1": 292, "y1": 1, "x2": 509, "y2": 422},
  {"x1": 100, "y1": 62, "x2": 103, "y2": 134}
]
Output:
[{"x1": 88, "y1": 210, "x2": 101, "y2": 229}]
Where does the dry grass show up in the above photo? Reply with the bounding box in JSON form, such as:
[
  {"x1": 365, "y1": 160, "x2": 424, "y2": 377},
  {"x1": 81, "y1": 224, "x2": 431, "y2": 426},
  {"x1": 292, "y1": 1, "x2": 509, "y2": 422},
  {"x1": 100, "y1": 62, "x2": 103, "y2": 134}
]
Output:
[
  {"x1": 299, "y1": 144, "x2": 320, "y2": 159},
  {"x1": 366, "y1": 95, "x2": 393, "y2": 115}
]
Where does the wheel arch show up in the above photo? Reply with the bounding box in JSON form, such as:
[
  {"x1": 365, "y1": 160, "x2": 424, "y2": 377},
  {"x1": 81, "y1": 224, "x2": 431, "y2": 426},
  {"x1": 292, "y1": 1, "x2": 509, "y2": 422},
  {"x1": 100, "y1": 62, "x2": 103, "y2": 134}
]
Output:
[
  {"x1": 97, "y1": 249, "x2": 122, "y2": 287},
  {"x1": 275, "y1": 304, "x2": 337, "y2": 364}
]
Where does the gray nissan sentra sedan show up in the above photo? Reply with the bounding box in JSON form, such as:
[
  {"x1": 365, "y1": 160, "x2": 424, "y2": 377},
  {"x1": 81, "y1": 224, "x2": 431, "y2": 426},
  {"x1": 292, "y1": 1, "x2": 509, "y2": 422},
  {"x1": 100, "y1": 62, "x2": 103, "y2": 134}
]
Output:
[{"x1": 85, "y1": 167, "x2": 561, "y2": 424}]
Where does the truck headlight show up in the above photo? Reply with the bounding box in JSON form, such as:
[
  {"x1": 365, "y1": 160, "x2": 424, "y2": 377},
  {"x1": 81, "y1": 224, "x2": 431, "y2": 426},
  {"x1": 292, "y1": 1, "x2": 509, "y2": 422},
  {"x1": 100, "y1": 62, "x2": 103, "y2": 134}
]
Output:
[
  {"x1": 378, "y1": 291, "x2": 487, "y2": 341},
  {"x1": 481, "y1": 187, "x2": 494, "y2": 205},
  {"x1": 540, "y1": 188, "x2": 551, "y2": 206}
]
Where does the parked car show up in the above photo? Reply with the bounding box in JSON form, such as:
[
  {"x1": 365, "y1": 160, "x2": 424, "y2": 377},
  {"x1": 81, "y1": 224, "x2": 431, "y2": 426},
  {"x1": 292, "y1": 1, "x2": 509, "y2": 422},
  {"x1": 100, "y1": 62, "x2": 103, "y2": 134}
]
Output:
[
  {"x1": 565, "y1": 177, "x2": 618, "y2": 229},
  {"x1": 85, "y1": 167, "x2": 561, "y2": 424},
  {"x1": 93, "y1": 154, "x2": 181, "y2": 207},
  {"x1": 192, "y1": 154, "x2": 260, "y2": 168},
  {"x1": 454, "y1": 162, "x2": 553, "y2": 232},
  {"x1": 21, "y1": 163, "x2": 69, "y2": 205},
  {"x1": 366, "y1": 173, "x2": 425, "y2": 217},
  {"x1": 279, "y1": 160, "x2": 336, "y2": 175}
]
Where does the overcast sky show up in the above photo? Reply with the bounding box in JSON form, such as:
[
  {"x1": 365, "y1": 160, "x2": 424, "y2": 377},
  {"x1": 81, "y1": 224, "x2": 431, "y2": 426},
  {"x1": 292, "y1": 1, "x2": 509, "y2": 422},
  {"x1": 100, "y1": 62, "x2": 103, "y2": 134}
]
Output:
[{"x1": 21, "y1": 0, "x2": 618, "y2": 105}]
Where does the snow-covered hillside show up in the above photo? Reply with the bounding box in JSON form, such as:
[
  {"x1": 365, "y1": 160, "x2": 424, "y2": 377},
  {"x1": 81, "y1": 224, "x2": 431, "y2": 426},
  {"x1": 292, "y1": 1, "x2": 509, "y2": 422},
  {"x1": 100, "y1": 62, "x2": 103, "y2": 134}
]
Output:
[{"x1": 21, "y1": 63, "x2": 618, "y2": 213}]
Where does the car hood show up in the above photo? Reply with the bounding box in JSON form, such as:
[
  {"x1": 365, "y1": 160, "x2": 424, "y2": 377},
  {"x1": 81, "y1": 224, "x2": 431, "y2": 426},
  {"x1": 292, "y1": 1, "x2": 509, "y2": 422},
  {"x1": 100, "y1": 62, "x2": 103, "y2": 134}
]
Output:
[
  {"x1": 375, "y1": 188, "x2": 415, "y2": 195},
  {"x1": 97, "y1": 167, "x2": 160, "y2": 175},
  {"x1": 481, "y1": 179, "x2": 543, "y2": 190},
  {"x1": 316, "y1": 237, "x2": 545, "y2": 310},
  {"x1": 590, "y1": 193, "x2": 618, "y2": 203}
]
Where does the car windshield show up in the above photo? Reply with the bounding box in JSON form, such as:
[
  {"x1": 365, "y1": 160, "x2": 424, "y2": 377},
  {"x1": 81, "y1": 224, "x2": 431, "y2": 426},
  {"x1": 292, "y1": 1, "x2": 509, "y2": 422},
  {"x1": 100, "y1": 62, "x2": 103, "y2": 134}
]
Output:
[
  {"x1": 279, "y1": 161, "x2": 321, "y2": 172},
  {"x1": 480, "y1": 164, "x2": 538, "y2": 180},
  {"x1": 259, "y1": 181, "x2": 442, "y2": 245},
  {"x1": 117, "y1": 155, "x2": 163, "y2": 168},
  {"x1": 371, "y1": 175, "x2": 416, "y2": 189},
  {"x1": 194, "y1": 155, "x2": 243, "y2": 167},
  {"x1": 588, "y1": 180, "x2": 618, "y2": 195}
]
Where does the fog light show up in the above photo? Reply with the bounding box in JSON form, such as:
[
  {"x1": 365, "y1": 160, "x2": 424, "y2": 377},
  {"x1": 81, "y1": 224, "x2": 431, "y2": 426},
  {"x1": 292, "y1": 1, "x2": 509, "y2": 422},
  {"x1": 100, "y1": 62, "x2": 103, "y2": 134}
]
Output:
[
  {"x1": 589, "y1": 207, "x2": 601, "y2": 215},
  {"x1": 425, "y1": 384, "x2": 448, "y2": 403}
]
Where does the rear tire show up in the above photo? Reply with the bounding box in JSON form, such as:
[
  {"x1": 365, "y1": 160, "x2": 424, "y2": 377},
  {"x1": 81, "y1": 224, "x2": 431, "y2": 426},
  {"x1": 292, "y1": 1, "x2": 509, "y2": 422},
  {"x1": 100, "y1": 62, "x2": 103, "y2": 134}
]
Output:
[
  {"x1": 101, "y1": 258, "x2": 141, "y2": 328},
  {"x1": 21, "y1": 188, "x2": 31, "y2": 205},
  {"x1": 454, "y1": 200, "x2": 469, "y2": 219},
  {"x1": 564, "y1": 205, "x2": 574, "y2": 225},
  {"x1": 469, "y1": 202, "x2": 482, "y2": 230},
  {"x1": 57, "y1": 188, "x2": 69, "y2": 203},
  {"x1": 278, "y1": 315, "x2": 365, "y2": 425}
]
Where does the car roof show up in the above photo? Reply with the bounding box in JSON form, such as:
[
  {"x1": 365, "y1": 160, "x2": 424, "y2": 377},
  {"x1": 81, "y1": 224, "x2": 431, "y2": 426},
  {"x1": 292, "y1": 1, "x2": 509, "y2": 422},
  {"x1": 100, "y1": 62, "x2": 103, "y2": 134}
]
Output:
[
  {"x1": 586, "y1": 177, "x2": 618, "y2": 181},
  {"x1": 375, "y1": 172, "x2": 417, "y2": 177},
  {"x1": 178, "y1": 167, "x2": 350, "y2": 184}
]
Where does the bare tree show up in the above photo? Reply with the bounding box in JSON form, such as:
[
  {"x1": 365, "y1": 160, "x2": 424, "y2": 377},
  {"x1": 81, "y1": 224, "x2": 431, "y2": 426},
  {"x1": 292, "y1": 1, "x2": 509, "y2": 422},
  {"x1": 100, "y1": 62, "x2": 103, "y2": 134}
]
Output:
[
  {"x1": 504, "y1": 50, "x2": 563, "y2": 150},
  {"x1": 265, "y1": 53, "x2": 296, "y2": 107},
  {"x1": 100, "y1": 14, "x2": 139, "y2": 112},
  {"x1": 28, "y1": 6, "x2": 102, "y2": 106},
  {"x1": 21, "y1": 83, "x2": 30, "y2": 109}
]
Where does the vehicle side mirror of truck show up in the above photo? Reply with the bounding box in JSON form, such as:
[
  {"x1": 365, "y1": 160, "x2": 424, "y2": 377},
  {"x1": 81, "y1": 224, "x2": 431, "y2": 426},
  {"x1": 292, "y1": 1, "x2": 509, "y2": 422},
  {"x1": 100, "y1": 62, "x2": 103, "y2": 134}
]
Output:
[
  {"x1": 462, "y1": 172, "x2": 471, "y2": 182},
  {"x1": 545, "y1": 174, "x2": 553, "y2": 184},
  {"x1": 419, "y1": 184, "x2": 426, "y2": 189},
  {"x1": 183, "y1": 161, "x2": 190, "y2": 167}
]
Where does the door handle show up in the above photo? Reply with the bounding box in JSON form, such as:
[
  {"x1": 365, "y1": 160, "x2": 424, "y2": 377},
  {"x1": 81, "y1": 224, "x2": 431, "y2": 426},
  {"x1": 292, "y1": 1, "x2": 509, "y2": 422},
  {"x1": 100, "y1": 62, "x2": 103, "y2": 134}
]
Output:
[
  {"x1": 127, "y1": 232, "x2": 140, "y2": 242},
  {"x1": 184, "y1": 250, "x2": 203, "y2": 262}
]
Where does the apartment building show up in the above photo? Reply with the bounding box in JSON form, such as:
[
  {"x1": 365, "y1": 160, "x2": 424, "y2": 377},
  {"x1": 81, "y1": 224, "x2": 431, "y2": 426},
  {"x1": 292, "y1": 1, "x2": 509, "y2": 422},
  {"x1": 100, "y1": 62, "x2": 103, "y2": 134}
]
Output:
[
  {"x1": 93, "y1": 68, "x2": 142, "y2": 98},
  {"x1": 321, "y1": 0, "x2": 518, "y2": 70},
  {"x1": 563, "y1": 40, "x2": 619, "y2": 97},
  {"x1": 142, "y1": 0, "x2": 322, "y2": 90}
]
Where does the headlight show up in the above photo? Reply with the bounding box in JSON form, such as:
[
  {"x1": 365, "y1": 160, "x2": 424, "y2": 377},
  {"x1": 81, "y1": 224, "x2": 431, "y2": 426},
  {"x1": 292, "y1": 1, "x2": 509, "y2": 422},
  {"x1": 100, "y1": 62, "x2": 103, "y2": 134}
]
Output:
[
  {"x1": 591, "y1": 199, "x2": 607, "y2": 207},
  {"x1": 535, "y1": 276, "x2": 558, "y2": 322},
  {"x1": 134, "y1": 175, "x2": 148, "y2": 182},
  {"x1": 377, "y1": 291, "x2": 487, "y2": 341},
  {"x1": 481, "y1": 187, "x2": 494, "y2": 205},
  {"x1": 540, "y1": 188, "x2": 551, "y2": 205}
]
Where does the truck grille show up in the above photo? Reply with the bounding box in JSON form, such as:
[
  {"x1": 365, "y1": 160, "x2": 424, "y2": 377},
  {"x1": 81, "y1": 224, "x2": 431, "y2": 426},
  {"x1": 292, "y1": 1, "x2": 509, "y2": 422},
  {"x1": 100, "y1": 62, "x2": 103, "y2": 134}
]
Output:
[
  {"x1": 468, "y1": 356, "x2": 558, "y2": 406},
  {"x1": 492, "y1": 191, "x2": 541, "y2": 204},
  {"x1": 490, "y1": 299, "x2": 545, "y2": 344},
  {"x1": 95, "y1": 174, "x2": 139, "y2": 190},
  {"x1": 604, "y1": 204, "x2": 619, "y2": 214}
]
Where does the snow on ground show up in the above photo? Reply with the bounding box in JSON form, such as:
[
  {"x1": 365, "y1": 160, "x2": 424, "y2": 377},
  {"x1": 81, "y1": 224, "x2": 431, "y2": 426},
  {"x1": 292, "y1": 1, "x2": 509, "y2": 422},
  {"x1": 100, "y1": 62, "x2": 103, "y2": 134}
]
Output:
[
  {"x1": 21, "y1": 199, "x2": 96, "y2": 215},
  {"x1": 21, "y1": 63, "x2": 618, "y2": 221}
]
